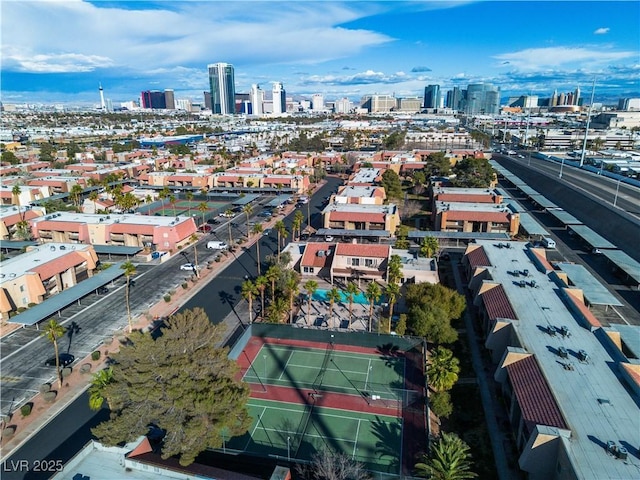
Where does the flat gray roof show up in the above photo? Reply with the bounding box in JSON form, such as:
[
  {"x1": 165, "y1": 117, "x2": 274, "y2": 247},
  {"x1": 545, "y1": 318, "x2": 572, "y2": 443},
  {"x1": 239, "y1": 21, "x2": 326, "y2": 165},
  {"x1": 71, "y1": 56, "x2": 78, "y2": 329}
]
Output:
[
  {"x1": 608, "y1": 324, "x2": 640, "y2": 359},
  {"x1": 568, "y1": 225, "x2": 617, "y2": 249},
  {"x1": 518, "y1": 212, "x2": 550, "y2": 236},
  {"x1": 0, "y1": 240, "x2": 38, "y2": 250},
  {"x1": 476, "y1": 240, "x2": 639, "y2": 479},
  {"x1": 232, "y1": 194, "x2": 261, "y2": 206},
  {"x1": 316, "y1": 228, "x2": 391, "y2": 238},
  {"x1": 266, "y1": 194, "x2": 293, "y2": 207},
  {"x1": 600, "y1": 249, "x2": 640, "y2": 285},
  {"x1": 529, "y1": 194, "x2": 559, "y2": 209},
  {"x1": 518, "y1": 185, "x2": 541, "y2": 197},
  {"x1": 547, "y1": 209, "x2": 584, "y2": 226},
  {"x1": 8, "y1": 262, "x2": 126, "y2": 326},
  {"x1": 555, "y1": 263, "x2": 624, "y2": 306},
  {"x1": 93, "y1": 245, "x2": 143, "y2": 255}
]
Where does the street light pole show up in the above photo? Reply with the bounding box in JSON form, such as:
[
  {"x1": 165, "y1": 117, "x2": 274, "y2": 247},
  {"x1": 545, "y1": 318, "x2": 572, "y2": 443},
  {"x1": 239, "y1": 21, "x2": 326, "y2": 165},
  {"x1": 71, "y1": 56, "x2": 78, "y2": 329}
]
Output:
[
  {"x1": 287, "y1": 436, "x2": 291, "y2": 461},
  {"x1": 559, "y1": 158, "x2": 565, "y2": 179},
  {"x1": 613, "y1": 178, "x2": 622, "y2": 207},
  {"x1": 579, "y1": 77, "x2": 597, "y2": 168},
  {"x1": 263, "y1": 354, "x2": 267, "y2": 387}
]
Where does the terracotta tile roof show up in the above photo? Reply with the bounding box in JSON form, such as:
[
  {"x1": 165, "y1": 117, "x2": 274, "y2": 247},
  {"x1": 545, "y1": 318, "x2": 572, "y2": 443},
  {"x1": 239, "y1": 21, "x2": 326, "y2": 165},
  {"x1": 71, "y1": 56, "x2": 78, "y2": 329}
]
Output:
[
  {"x1": 335, "y1": 243, "x2": 390, "y2": 258},
  {"x1": 436, "y1": 193, "x2": 496, "y2": 203},
  {"x1": 563, "y1": 289, "x2": 602, "y2": 329},
  {"x1": 30, "y1": 252, "x2": 86, "y2": 280},
  {"x1": 301, "y1": 242, "x2": 334, "y2": 268},
  {"x1": 480, "y1": 284, "x2": 518, "y2": 320},
  {"x1": 329, "y1": 212, "x2": 386, "y2": 223},
  {"x1": 467, "y1": 246, "x2": 491, "y2": 268},
  {"x1": 506, "y1": 355, "x2": 568, "y2": 433},
  {"x1": 446, "y1": 211, "x2": 510, "y2": 222},
  {"x1": 110, "y1": 223, "x2": 155, "y2": 235},
  {"x1": 36, "y1": 221, "x2": 81, "y2": 232}
]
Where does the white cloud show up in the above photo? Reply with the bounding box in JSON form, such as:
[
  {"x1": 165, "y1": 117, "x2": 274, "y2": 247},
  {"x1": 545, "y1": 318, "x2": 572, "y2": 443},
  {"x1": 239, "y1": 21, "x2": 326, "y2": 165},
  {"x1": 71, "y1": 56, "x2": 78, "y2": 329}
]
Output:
[
  {"x1": 1, "y1": 1, "x2": 392, "y2": 75},
  {"x1": 494, "y1": 46, "x2": 635, "y2": 70},
  {"x1": 594, "y1": 27, "x2": 610, "y2": 35}
]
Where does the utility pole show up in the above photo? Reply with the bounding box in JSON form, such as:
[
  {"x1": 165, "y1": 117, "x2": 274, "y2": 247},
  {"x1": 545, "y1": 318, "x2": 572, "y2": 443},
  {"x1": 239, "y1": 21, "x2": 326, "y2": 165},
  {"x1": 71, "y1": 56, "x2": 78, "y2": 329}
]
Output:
[{"x1": 579, "y1": 78, "x2": 597, "y2": 167}]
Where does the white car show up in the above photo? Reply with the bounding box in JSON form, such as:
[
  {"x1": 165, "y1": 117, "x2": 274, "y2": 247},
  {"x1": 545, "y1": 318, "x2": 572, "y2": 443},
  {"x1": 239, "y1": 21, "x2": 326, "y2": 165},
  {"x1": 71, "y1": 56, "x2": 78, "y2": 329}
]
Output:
[{"x1": 180, "y1": 263, "x2": 201, "y2": 271}]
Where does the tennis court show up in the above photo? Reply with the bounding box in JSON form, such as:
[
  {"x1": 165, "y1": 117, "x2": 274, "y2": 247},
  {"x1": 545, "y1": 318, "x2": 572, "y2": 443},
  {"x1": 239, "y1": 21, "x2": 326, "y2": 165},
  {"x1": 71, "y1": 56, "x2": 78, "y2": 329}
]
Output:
[
  {"x1": 225, "y1": 398, "x2": 403, "y2": 474},
  {"x1": 143, "y1": 199, "x2": 232, "y2": 217},
  {"x1": 242, "y1": 343, "x2": 407, "y2": 404}
]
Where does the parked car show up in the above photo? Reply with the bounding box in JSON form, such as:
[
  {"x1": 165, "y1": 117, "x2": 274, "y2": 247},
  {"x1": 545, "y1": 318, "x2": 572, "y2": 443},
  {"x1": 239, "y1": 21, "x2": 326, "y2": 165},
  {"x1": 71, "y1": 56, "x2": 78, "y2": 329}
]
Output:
[
  {"x1": 206, "y1": 241, "x2": 228, "y2": 250},
  {"x1": 199, "y1": 224, "x2": 212, "y2": 232},
  {"x1": 44, "y1": 353, "x2": 75, "y2": 367},
  {"x1": 206, "y1": 218, "x2": 220, "y2": 225},
  {"x1": 259, "y1": 211, "x2": 272, "y2": 218},
  {"x1": 96, "y1": 286, "x2": 109, "y2": 295},
  {"x1": 180, "y1": 263, "x2": 202, "y2": 271},
  {"x1": 325, "y1": 235, "x2": 334, "y2": 242}
]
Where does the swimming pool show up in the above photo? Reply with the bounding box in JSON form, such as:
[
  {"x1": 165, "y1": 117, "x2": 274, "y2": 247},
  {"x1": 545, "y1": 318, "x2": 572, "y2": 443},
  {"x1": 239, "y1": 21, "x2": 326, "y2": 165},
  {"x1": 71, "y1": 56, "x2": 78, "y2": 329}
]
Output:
[{"x1": 312, "y1": 288, "x2": 377, "y2": 305}]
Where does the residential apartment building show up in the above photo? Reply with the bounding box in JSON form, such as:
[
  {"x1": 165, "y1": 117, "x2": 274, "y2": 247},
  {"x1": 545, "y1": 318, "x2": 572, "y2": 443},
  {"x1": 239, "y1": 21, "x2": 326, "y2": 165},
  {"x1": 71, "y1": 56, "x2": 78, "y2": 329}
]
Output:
[
  {"x1": 0, "y1": 243, "x2": 99, "y2": 320},
  {"x1": 322, "y1": 203, "x2": 400, "y2": 235},
  {"x1": 462, "y1": 240, "x2": 639, "y2": 480},
  {"x1": 0, "y1": 205, "x2": 46, "y2": 240},
  {"x1": 30, "y1": 212, "x2": 197, "y2": 252},
  {"x1": 331, "y1": 185, "x2": 386, "y2": 205},
  {"x1": 0, "y1": 184, "x2": 51, "y2": 206},
  {"x1": 432, "y1": 201, "x2": 519, "y2": 235}
]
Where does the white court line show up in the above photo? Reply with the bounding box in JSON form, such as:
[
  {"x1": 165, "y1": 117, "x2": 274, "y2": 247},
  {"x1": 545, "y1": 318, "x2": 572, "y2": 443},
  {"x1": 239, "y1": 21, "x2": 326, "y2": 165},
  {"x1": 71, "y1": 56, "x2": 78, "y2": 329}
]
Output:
[
  {"x1": 245, "y1": 406, "x2": 267, "y2": 450},
  {"x1": 352, "y1": 419, "x2": 361, "y2": 458},
  {"x1": 246, "y1": 402, "x2": 399, "y2": 421},
  {"x1": 364, "y1": 358, "x2": 372, "y2": 389},
  {"x1": 259, "y1": 425, "x2": 356, "y2": 445},
  {"x1": 278, "y1": 350, "x2": 295, "y2": 380}
]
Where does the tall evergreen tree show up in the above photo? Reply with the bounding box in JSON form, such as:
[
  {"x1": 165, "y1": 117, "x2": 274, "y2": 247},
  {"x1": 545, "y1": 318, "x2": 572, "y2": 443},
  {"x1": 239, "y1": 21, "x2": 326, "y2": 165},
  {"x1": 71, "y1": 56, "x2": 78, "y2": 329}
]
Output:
[
  {"x1": 427, "y1": 347, "x2": 460, "y2": 392},
  {"x1": 91, "y1": 308, "x2": 251, "y2": 467},
  {"x1": 414, "y1": 432, "x2": 477, "y2": 480}
]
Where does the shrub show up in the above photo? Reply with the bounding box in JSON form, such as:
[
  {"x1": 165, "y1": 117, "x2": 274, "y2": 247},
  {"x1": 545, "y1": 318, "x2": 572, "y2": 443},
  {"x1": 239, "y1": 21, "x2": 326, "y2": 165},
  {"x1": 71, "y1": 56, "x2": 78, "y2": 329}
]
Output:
[
  {"x1": 20, "y1": 404, "x2": 32, "y2": 417},
  {"x1": 103, "y1": 336, "x2": 113, "y2": 345},
  {"x1": 182, "y1": 282, "x2": 188, "y2": 289},
  {"x1": 177, "y1": 245, "x2": 182, "y2": 250},
  {"x1": 28, "y1": 302, "x2": 37, "y2": 308},
  {"x1": 61, "y1": 367, "x2": 72, "y2": 378},
  {"x1": 430, "y1": 390, "x2": 453, "y2": 419},
  {"x1": 91, "y1": 350, "x2": 101, "y2": 361},
  {"x1": 164, "y1": 294, "x2": 171, "y2": 302},
  {"x1": 43, "y1": 391, "x2": 57, "y2": 403},
  {"x1": 17, "y1": 307, "x2": 27, "y2": 313},
  {"x1": 39, "y1": 383, "x2": 51, "y2": 394},
  {"x1": 3, "y1": 426, "x2": 16, "y2": 439},
  {"x1": 215, "y1": 256, "x2": 221, "y2": 263},
  {"x1": 80, "y1": 363, "x2": 92, "y2": 374}
]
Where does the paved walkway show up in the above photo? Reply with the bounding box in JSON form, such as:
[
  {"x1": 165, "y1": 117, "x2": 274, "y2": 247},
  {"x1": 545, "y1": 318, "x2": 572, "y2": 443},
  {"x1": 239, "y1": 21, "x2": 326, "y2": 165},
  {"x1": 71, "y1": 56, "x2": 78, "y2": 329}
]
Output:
[{"x1": 0, "y1": 182, "x2": 329, "y2": 460}]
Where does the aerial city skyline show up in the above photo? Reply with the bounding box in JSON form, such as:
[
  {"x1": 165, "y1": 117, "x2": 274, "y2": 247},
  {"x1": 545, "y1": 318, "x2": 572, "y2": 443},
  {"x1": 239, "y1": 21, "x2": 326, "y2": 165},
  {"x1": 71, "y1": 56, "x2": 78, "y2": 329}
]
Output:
[{"x1": 1, "y1": 1, "x2": 639, "y2": 106}]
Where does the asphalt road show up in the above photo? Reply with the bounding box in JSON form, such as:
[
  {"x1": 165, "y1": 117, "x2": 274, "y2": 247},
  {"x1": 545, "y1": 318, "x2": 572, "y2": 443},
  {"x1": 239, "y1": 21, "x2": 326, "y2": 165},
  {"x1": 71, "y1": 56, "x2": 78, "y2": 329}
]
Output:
[{"x1": 0, "y1": 177, "x2": 343, "y2": 476}]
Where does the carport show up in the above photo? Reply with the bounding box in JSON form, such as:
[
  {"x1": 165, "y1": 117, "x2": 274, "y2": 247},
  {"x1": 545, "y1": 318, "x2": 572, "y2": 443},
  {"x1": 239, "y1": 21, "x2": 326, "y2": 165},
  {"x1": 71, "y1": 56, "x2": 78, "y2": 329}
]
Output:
[
  {"x1": 8, "y1": 262, "x2": 126, "y2": 327},
  {"x1": 567, "y1": 225, "x2": 617, "y2": 251},
  {"x1": 93, "y1": 245, "x2": 142, "y2": 260},
  {"x1": 555, "y1": 262, "x2": 624, "y2": 308},
  {"x1": 600, "y1": 250, "x2": 640, "y2": 290},
  {"x1": 315, "y1": 228, "x2": 391, "y2": 243}
]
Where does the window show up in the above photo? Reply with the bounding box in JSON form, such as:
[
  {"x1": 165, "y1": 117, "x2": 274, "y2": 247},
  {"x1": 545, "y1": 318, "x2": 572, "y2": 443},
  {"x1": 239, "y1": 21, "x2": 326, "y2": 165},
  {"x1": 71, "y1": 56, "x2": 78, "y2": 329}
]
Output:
[
  {"x1": 19, "y1": 285, "x2": 25, "y2": 292},
  {"x1": 365, "y1": 258, "x2": 375, "y2": 267},
  {"x1": 303, "y1": 267, "x2": 314, "y2": 273},
  {"x1": 350, "y1": 258, "x2": 360, "y2": 267}
]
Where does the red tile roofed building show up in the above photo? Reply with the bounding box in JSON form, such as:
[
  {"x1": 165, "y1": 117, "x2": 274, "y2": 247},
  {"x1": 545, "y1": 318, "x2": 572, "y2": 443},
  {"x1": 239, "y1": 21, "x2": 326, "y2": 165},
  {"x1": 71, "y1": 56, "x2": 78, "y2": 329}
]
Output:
[
  {"x1": 434, "y1": 206, "x2": 519, "y2": 236},
  {"x1": 0, "y1": 207, "x2": 46, "y2": 240},
  {"x1": 299, "y1": 242, "x2": 335, "y2": 277},
  {"x1": 322, "y1": 204, "x2": 400, "y2": 234},
  {"x1": 27, "y1": 176, "x2": 85, "y2": 194},
  {"x1": 330, "y1": 243, "x2": 391, "y2": 284},
  {"x1": 0, "y1": 243, "x2": 99, "y2": 320}
]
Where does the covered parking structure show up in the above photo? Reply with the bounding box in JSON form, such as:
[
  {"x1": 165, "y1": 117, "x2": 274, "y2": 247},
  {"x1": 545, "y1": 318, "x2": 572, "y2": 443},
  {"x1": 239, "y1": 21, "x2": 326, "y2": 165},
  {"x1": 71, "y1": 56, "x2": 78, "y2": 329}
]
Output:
[
  {"x1": 517, "y1": 212, "x2": 550, "y2": 238},
  {"x1": 232, "y1": 194, "x2": 261, "y2": 206},
  {"x1": 265, "y1": 194, "x2": 293, "y2": 209},
  {"x1": 93, "y1": 244, "x2": 142, "y2": 260},
  {"x1": 546, "y1": 209, "x2": 584, "y2": 228},
  {"x1": 567, "y1": 225, "x2": 617, "y2": 251},
  {"x1": 408, "y1": 230, "x2": 511, "y2": 247},
  {"x1": 600, "y1": 250, "x2": 640, "y2": 290},
  {"x1": 8, "y1": 261, "x2": 126, "y2": 327},
  {"x1": 555, "y1": 262, "x2": 624, "y2": 307},
  {"x1": 315, "y1": 228, "x2": 391, "y2": 243}
]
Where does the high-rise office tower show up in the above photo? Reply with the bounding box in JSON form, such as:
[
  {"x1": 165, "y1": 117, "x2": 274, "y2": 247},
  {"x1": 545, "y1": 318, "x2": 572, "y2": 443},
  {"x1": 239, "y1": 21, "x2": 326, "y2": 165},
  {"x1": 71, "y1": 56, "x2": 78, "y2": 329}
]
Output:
[
  {"x1": 208, "y1": 63, "x2": 235, "y2": 115},
  {"x1": 573, "y1": 86, "x2": 581, "y2": 106},
  {"x1": 164, "y1": 89, "x2": 175, "y2": 110},
  {"x1": 446, "y1": 87, "x2": 463, "y2": 110},
  {"x1": 423, "y1": 84, "x2": 440, "y2": 109},
  {"x1": 334, "y1": 98, "x2": 352, "y2": 114},
  {"x1": 250, "y1": 84, "x2": 264, "y2": 115},
  {"x1": 272, "y1": 82, "x2": 285, "y2": 114},
  {"x1": 464, "y1": 83, "x2": 500, "y2": 114},
  {"x1": 99, "y1": 83, "x2": 106, "y2": 110},
  {"x1": 311, "y1": 94, "x2": 324, "y2": 111},
  {"x1": 141, "y1": 90, "x2": 166, "y2": 109},
  {"x1": 203, "y1": 91, "x2": 212, "y2": 111}
]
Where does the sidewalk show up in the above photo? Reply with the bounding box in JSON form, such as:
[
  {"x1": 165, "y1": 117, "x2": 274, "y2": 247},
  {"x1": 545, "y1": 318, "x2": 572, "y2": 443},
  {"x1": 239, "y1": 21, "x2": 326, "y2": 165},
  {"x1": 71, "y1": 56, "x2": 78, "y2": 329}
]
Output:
[{"x1": 0, "y1": 183, "x2": 328, "y2": 460}]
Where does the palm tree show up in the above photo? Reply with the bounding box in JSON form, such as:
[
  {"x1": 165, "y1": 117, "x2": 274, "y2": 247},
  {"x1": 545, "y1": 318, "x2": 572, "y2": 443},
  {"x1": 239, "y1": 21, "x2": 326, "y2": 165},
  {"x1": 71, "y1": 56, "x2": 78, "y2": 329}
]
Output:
[
  {"x1": 385, "y1": 282, "x2": 400, "y2": 333},
  {"x1": 306, "y1": 186, "x2": 313, "y2": 229},
  {"x1": 387, "y1": 254, "x2": 403, "y2": 284},
  {"x1": 285, "y1": 274, "x2": 300, "y2": 324},
  {"x1": 344, "y1": 281, "x2": 359, "y2": 329},
  {"x1": 265, "y1": 265, "x2": 280, "y2": 304},
  {"x1": 159, "y1": 187, "x2": 170, "y2": 215},
  {"x1": 169, "y1": 194, "x2": 177, "y2": 216},
  {"x1": 303, "y1": 279, "x2": 318, "y2": 324},
  {"x1": 274, "y1": 220, "x2": 287, "y2": 263},
  {"x1": 241, "y1": 279, "x2": 258, "y2": 323},
  {"x1": 420, "y1": 235, "x2": 440, "y2": 258},
  {"x1": 70, "y1": 184, "x2": 84, "y2": 209},
  {"x1": 88, "y1": 367, "x2": 113, "y2": 410},
  {"x1": 326, "y1": 287, "x2": 342, "y2": 324},
  {"x1": 88, "y1": 190, "x2": 99, "y2": 213},
  {"x1": 255, "y1": 275, "x2": 268, "y2": 319},
  {"x1": 189, "y1": 233, "x2": 200, "y2": 277},
  {"x1": 414, "y1": 432, "x2": 477, "y2": 480},
  {"x1": 364, "y1": 281, "x2": 382, "y2": 332},
  {"x1": 145, "y1": 194, "x2": 153, "y2": 214},
  {"x1": 198, "y1": 201, "x2": 208, "y2": 227},
  {"x1": 120, "y1": 261, "x2": 137, "y2": 332},
  {"x1": 185, "y1": 191, "x2": 194, "y2": 216},
  {"x1": 427, "y1": 347, "x2": 461, "y2": 392},
  {"x1": 12, "y1": 184, "x2": 23, "y2": 220},
  {"x1": 251, "y1": 223, "x2": 264, "y2": 275},
  {"x1": 225, "y1": 208, "x2": 234, "y2": 247},
  {"x1": 42, "y1": 319, "x2": 66, "y2": 389},
  {"x1": 242, "y1": 204, "x2": 253, "y2": 232},
  {"x1": 266, "y1": 297, "x2": 288, "y2": 323}
]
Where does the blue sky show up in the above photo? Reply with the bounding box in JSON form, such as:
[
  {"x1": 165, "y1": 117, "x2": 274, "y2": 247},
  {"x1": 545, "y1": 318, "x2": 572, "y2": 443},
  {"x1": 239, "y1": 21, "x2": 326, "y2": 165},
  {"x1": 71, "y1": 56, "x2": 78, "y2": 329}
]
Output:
[{"x1": 2, "y1": 1, "x2": 639, "y2": 106}]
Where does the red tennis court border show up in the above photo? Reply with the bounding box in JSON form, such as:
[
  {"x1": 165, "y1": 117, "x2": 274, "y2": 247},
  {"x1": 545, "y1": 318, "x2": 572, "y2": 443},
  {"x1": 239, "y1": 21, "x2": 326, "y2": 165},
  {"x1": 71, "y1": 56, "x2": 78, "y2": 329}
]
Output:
[{"x1": 235, "y1": 334, "x2": 428, "y2": 475}]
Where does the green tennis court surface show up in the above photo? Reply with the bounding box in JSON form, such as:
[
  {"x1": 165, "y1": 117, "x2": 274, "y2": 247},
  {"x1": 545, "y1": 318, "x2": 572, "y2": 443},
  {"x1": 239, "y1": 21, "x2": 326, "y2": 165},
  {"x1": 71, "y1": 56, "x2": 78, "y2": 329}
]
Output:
[
  {"x1": 226, "y1": 399, "x2": 402, "y2": 474},
  {"x1": 146, "y1": 199, "x2": 232, "y2": 217},
  {"x1": 243, "y1": 344, "x2": 406, "y2": 402}
]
